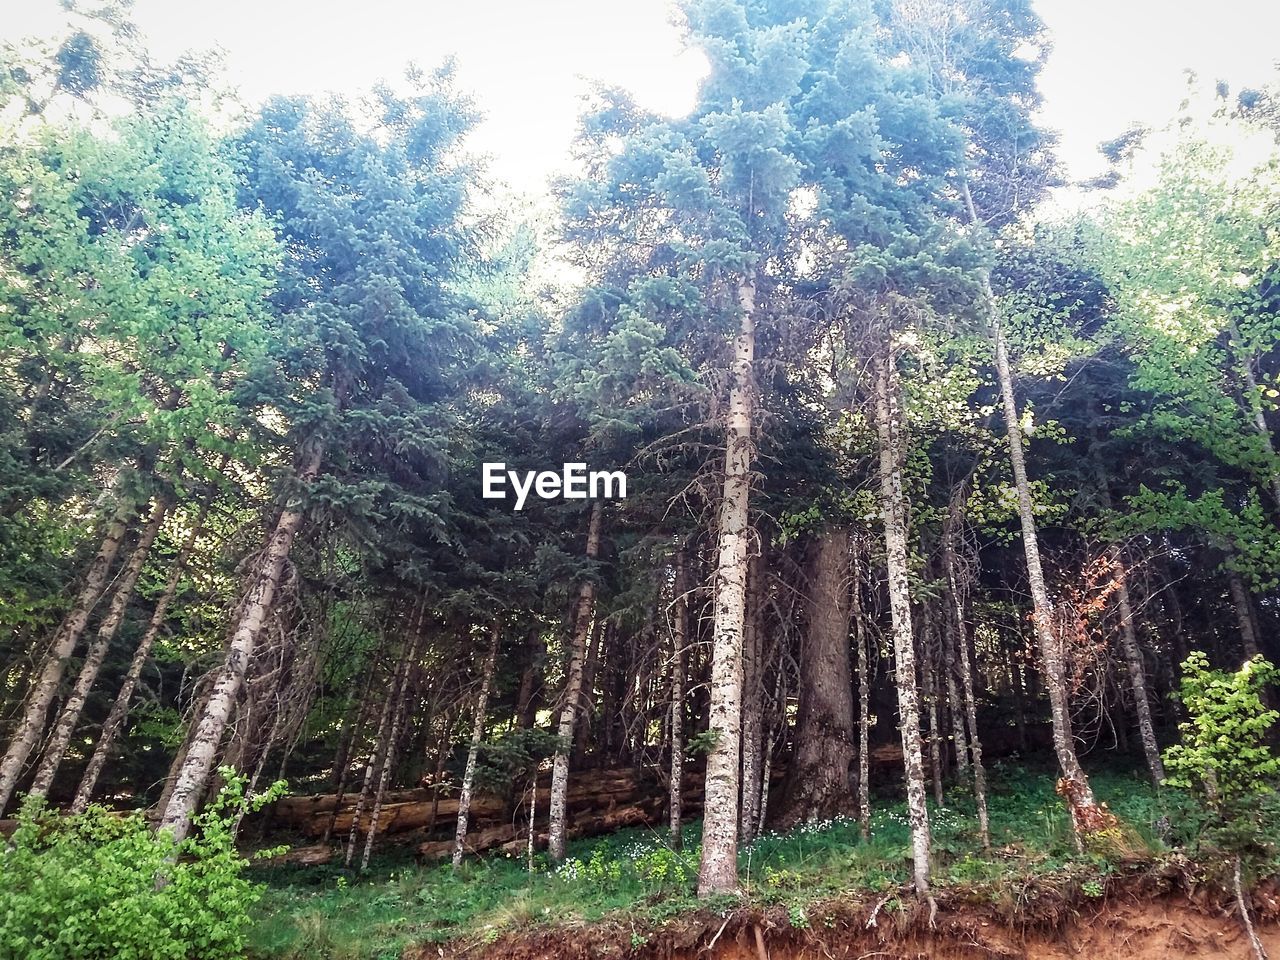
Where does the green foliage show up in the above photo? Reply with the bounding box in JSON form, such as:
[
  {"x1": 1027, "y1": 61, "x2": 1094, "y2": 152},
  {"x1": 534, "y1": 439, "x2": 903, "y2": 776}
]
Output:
[
  {"x1": 1163, "y1": 653, "x2": 1280, "y2": 845},
  {"x1": 0, "y1": 770, "x2": 284, "y2": 960}
]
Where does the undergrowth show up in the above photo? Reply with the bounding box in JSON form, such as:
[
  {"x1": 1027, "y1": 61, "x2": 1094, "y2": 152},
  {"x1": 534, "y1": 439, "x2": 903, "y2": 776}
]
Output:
[{"x1": 246, "y1": 764, "x2": 1259, "y2": 960}]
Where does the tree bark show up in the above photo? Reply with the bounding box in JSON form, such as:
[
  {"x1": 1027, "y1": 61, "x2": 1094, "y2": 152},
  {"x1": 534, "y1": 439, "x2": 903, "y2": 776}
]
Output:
[
  {"x1": 991, "y1": 323, "x2": 1101, "y2": 836},
  {"x1": 669, "y1": 548, "x2": 689, "y2": 850},
  {"x1": 1228, "y1": 319, "x2": 1280, "y2": 512},
  {"x1": 157, "y1": 441, "x2": 323, "y2": 843},
  {"x1": 31, "y1": 496, "x2": 170, "y2": 798},
  {"x1": 777, "y1": 526, "x2": 856, "y2": 829},
  {"x1": 942, "y1": 493, "x2": 989, "y2": 847},
  {"x1": 1228, "y1": 570, "x2": 1262, "y2": 659},
  {"x1": 0, "y1": 494, "x2": 137, "y2": 813},
  {"x1": 872, "y1": 344, "x2": 932, "y2": 897},
  {"x1": 73, "y1": 496, "x2": 212, "y2": 812},
  {"x1": 452, "y1": 624, "x2": 500, "y2": 868},
  {"x1": 739, "y1": 554, "x2": 765, "y2": 843},
  {"x1": 853, "y1": 541, "x2": 873, "y2": 841},
  {"x1": 1090, "y1": 425, "x2": 1164, "y2": 786},
  {"x1": 697, "y1": 272, "x2": 756, "y2": 897},
  {"x1": 921, "y1": 620, "x2": 944, "y2": 805},
  {"x1": 344, "y1": 627, "x2": 413, "y2": 867},
  {"x1": 359, "y1": 618, "x2": 423, "y2": 871},
  {"x1": 548, "y1": 501, "x2": 603, "y2": 862}
]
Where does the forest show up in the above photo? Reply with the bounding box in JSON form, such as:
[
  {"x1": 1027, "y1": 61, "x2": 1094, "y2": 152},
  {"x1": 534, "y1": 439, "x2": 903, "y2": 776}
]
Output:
[{"x1": 2, "y1": 1, "x2": 1280, "y2": 958}]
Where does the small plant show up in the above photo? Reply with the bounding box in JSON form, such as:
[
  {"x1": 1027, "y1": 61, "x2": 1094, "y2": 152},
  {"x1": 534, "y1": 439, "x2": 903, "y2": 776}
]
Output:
[
  {"x1": 786, "y1": 903, "x2": 810, "y2": 929},
  {"x1": 1081, "y1": 879, "x2": 1104, "y2": 898}
]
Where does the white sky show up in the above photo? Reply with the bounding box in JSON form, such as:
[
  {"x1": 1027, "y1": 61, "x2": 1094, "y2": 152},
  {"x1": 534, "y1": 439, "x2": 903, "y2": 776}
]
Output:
[{"x1": 4, "y1": 0, "x2": 1279, "y2": 198}]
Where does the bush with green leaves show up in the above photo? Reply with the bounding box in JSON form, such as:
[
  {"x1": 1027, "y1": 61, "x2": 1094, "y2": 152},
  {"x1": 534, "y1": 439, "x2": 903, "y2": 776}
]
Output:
[
  {"x1": 1163, "y1": 652, "x2": 1280, "y2": 862},
  {"x1": 0, "y1": 770, "x2": 284, "y2": 960}
]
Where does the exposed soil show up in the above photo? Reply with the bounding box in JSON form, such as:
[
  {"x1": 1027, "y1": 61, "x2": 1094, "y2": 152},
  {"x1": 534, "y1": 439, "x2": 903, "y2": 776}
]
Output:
[{"x1": 416, "y1": 870, "x2": 1280, "y2": 960}]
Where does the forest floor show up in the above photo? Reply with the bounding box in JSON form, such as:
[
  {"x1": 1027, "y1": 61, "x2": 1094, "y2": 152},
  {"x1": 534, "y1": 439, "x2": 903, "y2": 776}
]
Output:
[{"x1": 245, "y1": 764, "x2": 1279, "y2": 960}]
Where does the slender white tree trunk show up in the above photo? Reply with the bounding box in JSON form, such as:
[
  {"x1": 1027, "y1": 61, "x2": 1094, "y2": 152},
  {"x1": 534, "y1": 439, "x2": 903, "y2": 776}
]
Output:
[
  {"x1": 697, "y1": 272, "x2": 756, "y2": 897},
  {"x1": 452, "y1": 624, "x2": 500, "y2": 868},
  {"x1": 739, "y1": 555, "x2": 764, "y2": 842},
  {"x1": 1228, "y1": 319, "x2": 1280, "y2": 511},
  {"x1": 991, "y1": 324, "x2": 1101, "y2": 835},
  {"x1": 1228, "y1": 570, "x2": 1262, "y2": 660},
  {"x1": 942, "y1": 495, "x2": 989, "y2": 848},
  {"x1": 30, "y1": 497, "x2": 170, "y2": 797},
  {"x1": 547, "y1": 501, "x2": 603, "y2": 862},
  {"x1": 360, "y1": 619, "x2": 423, "y2": 871},
  {"x1": 73, "y1": 497, "x2": 211, "y2": 812},
  {"x1": 0, "y1": 495, "x2": 136, "y2": 813},
  {"x1": 669, "y1": 548, "x2": 688, "y2": 850},
  {"x1": 853, "y1": 542, "x2": 872, "y2": 841},
  {"x1": 872, "y1": 343, "x2": 932, "y2": 897},
  {"x1": 961, "y1": 179, "x2": 1100, "y2": 832},
  {"x1": 157, "y1": 442, "x2": 323, "y2": 843}
]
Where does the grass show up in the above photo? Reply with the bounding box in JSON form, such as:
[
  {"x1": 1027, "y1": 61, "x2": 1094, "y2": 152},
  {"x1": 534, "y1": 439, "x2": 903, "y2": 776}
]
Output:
[{"x1": 246, "y1": 763, "x2": 1171, "y2": 959}]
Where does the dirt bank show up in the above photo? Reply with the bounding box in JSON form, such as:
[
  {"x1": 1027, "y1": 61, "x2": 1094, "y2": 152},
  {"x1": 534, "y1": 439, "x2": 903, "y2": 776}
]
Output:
[{"x1": 419, "y1": 874, "x2": 1280, "y2": 960}]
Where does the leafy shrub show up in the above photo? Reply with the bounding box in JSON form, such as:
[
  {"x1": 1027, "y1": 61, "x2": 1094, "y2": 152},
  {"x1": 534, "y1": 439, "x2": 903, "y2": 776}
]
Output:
[
  {"x1": 0, "y1": 770, "x2": 283, "y2": 960},
  {"x1": 1163, "y1": 653, "x2": 1280, "y2": 859}
]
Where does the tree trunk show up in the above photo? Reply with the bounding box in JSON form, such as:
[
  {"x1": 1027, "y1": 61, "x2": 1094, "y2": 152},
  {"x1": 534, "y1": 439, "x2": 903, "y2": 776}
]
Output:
[
  {"x1": 739, "y1": 554, "x2": 765, "y2": 843},
  {"x1": 921, "y1": 620, "x2": 944, "y2": 805},
  {"x1": 853, "y1": 541, "x2": 873, "y2": 841},
  {"x1": 0, "y1": 494, "x2": 137, "y2": 813},
  {"x1": 1090, "y1": 427, "x2": 1164, "y2": 786},
  {"x1": 1228, "y1": 318, "x2": 1280, "y2": 511},
  {"x1": 362, "y1": 623, "x2": 424, "y2": 871},
  {"x1": 157, "y1": 441, "x2": 323, "y2": 844},
  {"x1": 872, "y1": 344, "x2": 932, "y2": 897},
  {"x1": 344, "y1": 629, "x2": 412, "y2": 867},
  {"x1": 1228, "y1": 570, "x2": 1262, "y2": 659},
  {"x1": 73, "y1": 496, "x2": 212, "y2": 812},
  {"x1": 991, "y1": 323, "x2": 1101, "y2": 837},
  {"x1": 548, "y1": 501, "x2": 604, "y2": 862},
  {"x1": 942, "y1": 493, "x2": 989, "y2": 847},
  {"x1": 697, "y1": 272, "x2": 756, "y2": 898},
  {"x1": 452, "y1": 624, "x2": 501, "y2": 868},
  {"x1": 31, "y1": 496, "x2": 170, "y2": 798},
  {"x1": 777, "y1": 526, "x2": 856, "y2": 829},
  {"x1": 669, "y1": 548, "x2": 689, "y2": 851}
]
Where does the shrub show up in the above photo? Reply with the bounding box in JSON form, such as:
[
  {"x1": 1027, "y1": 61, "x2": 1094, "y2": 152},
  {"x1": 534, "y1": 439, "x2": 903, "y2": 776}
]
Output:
[{"x1": 0, "y1": 770, "x2": 283, "y2": 960}]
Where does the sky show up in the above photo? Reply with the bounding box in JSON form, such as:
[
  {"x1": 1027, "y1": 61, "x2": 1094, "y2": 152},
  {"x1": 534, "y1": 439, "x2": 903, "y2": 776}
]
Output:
[{"x1": 4, "y1": 0, "x2": 1279, "y2": 199}]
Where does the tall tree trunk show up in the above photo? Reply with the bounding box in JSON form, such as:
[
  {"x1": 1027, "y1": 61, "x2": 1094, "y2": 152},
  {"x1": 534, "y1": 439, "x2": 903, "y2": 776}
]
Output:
[
  {"x1": 697, "y1": 271, "x2": 756, "y2": 898},
  {"x1": 872, "y1": 345, "x2": 932, "y2": 897},
  {"x1": 1228, "y1": 570, "x2": 1262, "y2": 659},
  {"x1": 669, "y1": 548, "x2": 689, "y2": 851},
  {"x1": 739, "y1": 554, "x2": 765, "y2": 843},
  {"x1": 920, "y1": 619, "x2": 944, "y2": 804},
  {"x1": 157, "y1": 441, "x2": 323, "y2": 843},
  {"x1": 1091, "y1": 426, "x2": 1164, "y2": 786},
  {"x1": 73, "y1": 496, "x2": 212, "y2": 812},
  {"x1": 1228, "y1": 319, "x2": 1280, "y2": 511},
  {"x1": 0, "y1": 494, "x2": 137, "y2": 813},
  {"x1": 547, "y1": 501, "x2": 603, "y2": 863},
  {"x1": 967, "y1": 177, "x2": 1100, "y2": 836},
  {"x1": 345, "y1": 629, "x2": 413, "y2": 867},
  {"x1": 452, "y1": 624, "x2": 501, "y2": 868},
  {"x1": 992, "y1": 322, "x2": 1102, "y2": 837},
  {"x1": 777, "y1": 526, "x2": 856, "y2": 829},
  {"x1": 362, "y1": 624, "x2": 424, "y2": 871},
  {"x1": 31, "y1": 496, "x2": 170, "y2": 798},
  {"x1": 942, "y1": 495, "x2": 989, "y2": 848},
  {"x1": 853, "y1": 541, "x2": 873, "y2": 841}
]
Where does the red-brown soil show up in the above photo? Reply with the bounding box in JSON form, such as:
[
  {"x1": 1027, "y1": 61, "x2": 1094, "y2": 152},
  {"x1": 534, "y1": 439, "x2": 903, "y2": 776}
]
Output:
[{"x1": 414, "y1": 875, "x2": 1280, "y2": 960}]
